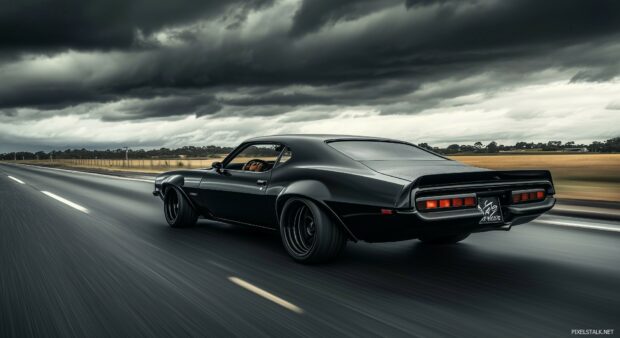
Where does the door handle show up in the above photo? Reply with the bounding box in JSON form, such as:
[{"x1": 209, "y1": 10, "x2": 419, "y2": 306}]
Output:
[{"x1": 256, "y1": 179, "x2": 267, "y2": 186}]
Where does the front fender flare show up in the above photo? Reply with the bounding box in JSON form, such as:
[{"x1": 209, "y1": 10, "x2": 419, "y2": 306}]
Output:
[{"x1": 161, "y1": 175, "x2": 199, "y2": 214}]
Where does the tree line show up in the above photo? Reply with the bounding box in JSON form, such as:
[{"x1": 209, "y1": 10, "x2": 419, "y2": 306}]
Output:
[
  {"x1": 1, "y1": 137, "x2": 619, "y2": 160},
  {"x1": 0, "y1": 145, "x2": 235, "y2": 161},
  {"x1": 419, "y1": 137, "x2": 620, "y2": 154}
]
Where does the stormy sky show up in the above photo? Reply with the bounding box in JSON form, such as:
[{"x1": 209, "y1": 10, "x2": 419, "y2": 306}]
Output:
[{"x1": 1, "y1": 0, "x2": 619, "y2": 152}]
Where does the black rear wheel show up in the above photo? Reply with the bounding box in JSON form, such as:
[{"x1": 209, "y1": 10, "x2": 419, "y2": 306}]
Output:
[
  {"x1": 280, "y1": 198, "x2": 347, "y2": 264},
  {"x1": 164, "y1": 187, "x2": 198, "y2": 228},
  {"x1": 418, "y1": 233, "x2": 470, "y2": 245}
]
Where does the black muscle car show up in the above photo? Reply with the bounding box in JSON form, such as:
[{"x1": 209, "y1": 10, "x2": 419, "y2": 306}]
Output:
[{"x1": 154, "y1": 135, "x2": 555, "y2": 263}]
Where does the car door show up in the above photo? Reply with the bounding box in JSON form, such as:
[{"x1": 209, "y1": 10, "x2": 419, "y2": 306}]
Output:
[{"x1": 199, "y1": 143, "x2": 283, "y2": 227}]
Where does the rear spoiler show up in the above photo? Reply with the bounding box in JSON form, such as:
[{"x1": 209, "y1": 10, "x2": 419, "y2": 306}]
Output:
[{"x1": 415, "y1": 170, "x2": 553, "y2": 188}]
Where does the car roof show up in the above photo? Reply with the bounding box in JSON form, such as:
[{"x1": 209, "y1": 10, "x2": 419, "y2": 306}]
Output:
[{"x1": 244, "y1": 134, "x2": 406, "y2": 144}]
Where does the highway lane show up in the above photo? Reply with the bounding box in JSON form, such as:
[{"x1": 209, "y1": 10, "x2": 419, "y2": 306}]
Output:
[{"x1": 1, "y1": 163, "x2": 619, "y2": 337}]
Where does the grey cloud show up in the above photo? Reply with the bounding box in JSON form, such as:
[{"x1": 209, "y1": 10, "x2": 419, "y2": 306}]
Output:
[
  {"x1": 289, "y1": 0, "x2": 400, "y2": 37},
  {"x1": 278, "y1": 110, "x2": 335, "y2": 123},
  {"x1": 606, "y1": 101, "x2": 620, "y2": 110},
  {"x1": 0, "y1": 0, "x2": 619, "y2": 127},
  {"x1": 100, "y1": 94, "x2": 222, "y2": 122},
  {"x1": 570, "y1": 67, "x2": 620, "y2": 83}
]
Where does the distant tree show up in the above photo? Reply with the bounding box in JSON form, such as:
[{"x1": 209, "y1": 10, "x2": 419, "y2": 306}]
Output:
[
  {"x1": 515, "y1": 141, "x2": 528, "y2": 149},
  {"x1": 543, "y1": 140, "x2": 562, "y2": 151},
  {"x1": 460, "y1": 144, "x2": 476, "y2": 153},
  {"x1": 603, "y1": 137, "x2": 620, "y2": 152},
  {"x1": 446, "y1": 144, "x2": 461, "y2": 154},
  {"x1": 417, "y1": 143, "x2": 432, "y2": 150},
  {"x1": 486, "y1": 141, "x2": 499, "y2": 153},
  {"x1": 474, "y1": 141, "x2": 483, "y2": 150},
  {"x1": 588, "y1": 141, "x2": 603, "y2": 152}
]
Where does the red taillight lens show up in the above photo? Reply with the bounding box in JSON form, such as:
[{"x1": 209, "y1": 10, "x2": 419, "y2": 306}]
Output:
[
  {"x1": 418, "y1": 195, "x2": 476, "y2": 211},
  {"x1": 464, "y1": 197, "x2": 476, "y2": 206},
  {"x1": 439, "y1": 199, "x2": 451, "y2": 208},
  {"x1": 513, "y1": 190, "x2": 545, "y2": 204}
]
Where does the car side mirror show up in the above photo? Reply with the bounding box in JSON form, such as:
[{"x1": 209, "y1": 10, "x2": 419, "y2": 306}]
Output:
[{"x1": 211, "y1": 161, "x2": 223, "y2": 172}]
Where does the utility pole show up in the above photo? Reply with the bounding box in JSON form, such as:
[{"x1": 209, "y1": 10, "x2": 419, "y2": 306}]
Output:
[
  {"x1": 14, "y1": 152, "x2": 17, "y2": 161},
  {"x1": 124, "y1": 147, "x2": 129, "y2": 167}
]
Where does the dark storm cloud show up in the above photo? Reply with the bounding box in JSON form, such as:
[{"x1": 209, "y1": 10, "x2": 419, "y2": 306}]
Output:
[
  {"x1": 0, "y1": 0, "x2": 273, "y2": 53},
  {"x1": 221, "y1": 79, "x2": 420, "y2": 108},
  {"x1": 100, "y1": 94, "x2": 222, "y2": 122},
  {"x1": 289, "y1": 0, "x2": 400, "y2": 37},
  {"x1": 1, "y1": 0, "x2": 620, "y2": 120}
]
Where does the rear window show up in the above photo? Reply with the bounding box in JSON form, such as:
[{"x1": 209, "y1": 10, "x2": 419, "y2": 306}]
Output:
[{"x1": 328, "y1": 141, "x2": 443, "y2": 161}]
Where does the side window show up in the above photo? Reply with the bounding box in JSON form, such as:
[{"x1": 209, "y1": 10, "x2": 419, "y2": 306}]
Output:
[
  {"x1": 276, "y1": 147, "x2": 293, "y2": 167},
  {"x1": 225, "y1": 143, "x2": 283, "y2": 172}
]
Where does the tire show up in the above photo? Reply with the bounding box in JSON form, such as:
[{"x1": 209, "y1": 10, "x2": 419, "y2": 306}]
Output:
[
  {"x1": 280, "y1": 198, "x2": 347, "y2": 264},
  {"x1": 418, "y1": 233, "x2": 470, "y2": 245},
  {"x1": 164, "y1": 187, "x2": 198, "y2": 228}
]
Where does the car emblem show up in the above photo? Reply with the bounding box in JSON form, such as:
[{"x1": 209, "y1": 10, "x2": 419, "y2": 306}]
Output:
[{"x1": 478, "y1": 197, "x2": 504, "y2": 224}]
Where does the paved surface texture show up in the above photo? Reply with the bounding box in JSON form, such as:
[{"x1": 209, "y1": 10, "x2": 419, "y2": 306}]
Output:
[{"x1": 1, "y1": 163, "x2": 619, "y2": 337}]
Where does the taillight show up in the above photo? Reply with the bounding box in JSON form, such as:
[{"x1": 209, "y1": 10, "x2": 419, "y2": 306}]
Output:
[
  {"x1": 417, "y1": 194, "x2": 477, "y2": 211},
  {"x1": 512, "y1": 189, "x2": 545, "y2": 204},
  {"x1": 426, "y1": 200, "x2": 437, "y2": 209},
  {"x1": 439, "y1": 199, "x2": 451, "y2": 208}
]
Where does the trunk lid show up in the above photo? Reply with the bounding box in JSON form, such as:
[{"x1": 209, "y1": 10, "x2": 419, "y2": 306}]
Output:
[{"x1": 360, "y1": 160, "x2": 486, "y2": 182}]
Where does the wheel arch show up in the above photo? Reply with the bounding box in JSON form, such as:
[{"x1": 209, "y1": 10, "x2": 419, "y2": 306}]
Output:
[
  {"x1": 161, "y1": 175, "x2": 200, "y2": 214},
  {"x1": 275, "y1": 180, "x2": 358, "y2": 242}
]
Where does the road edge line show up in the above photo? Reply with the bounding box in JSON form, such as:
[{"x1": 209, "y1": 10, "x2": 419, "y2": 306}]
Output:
[{"x1": 7, "y1": 163, "x2": 153, "y2": 183}]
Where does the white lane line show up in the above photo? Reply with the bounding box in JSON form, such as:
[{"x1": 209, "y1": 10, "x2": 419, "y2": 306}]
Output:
[
  {"x1": 228, "y1": 277, "x2": 304, "y2": 314},
  {"x1": 11, "y1": 163, "x2": 153, "y2": 183},
  {"x1": 553, "y1": 204, "x2": 620, "y2": 217},
  {"x1": 41, "y1": 191, "x2": 90, "y2": 214},
  {"x1": 536, "y1": 219, "x2": 620, "y2": 233},
  {"x1": 7, "y1": 175, "x2": 25, "y2": 184}
]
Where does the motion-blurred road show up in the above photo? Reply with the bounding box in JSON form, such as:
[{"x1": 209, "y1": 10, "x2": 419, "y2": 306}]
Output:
[{"x1": 1, "y1": 163, "x2": 619, "y2": 337}]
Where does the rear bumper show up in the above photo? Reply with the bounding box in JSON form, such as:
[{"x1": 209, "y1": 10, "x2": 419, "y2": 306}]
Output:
[{"x1": 330, "y1": 197, "x2": 555, "y2": 242}]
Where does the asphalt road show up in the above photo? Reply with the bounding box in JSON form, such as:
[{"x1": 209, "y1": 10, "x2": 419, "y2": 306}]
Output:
[{"x1": 1, "y1": 163, "x2": 619, "y2": 337}]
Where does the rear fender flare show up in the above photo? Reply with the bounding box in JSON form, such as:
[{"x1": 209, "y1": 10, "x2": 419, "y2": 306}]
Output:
[{"x1": 276, "y1": 180, "x2": 358, "y2": 242}]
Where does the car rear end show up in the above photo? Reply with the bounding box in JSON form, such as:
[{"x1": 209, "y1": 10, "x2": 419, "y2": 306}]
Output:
[
  {"x1": 324, "y1": 138, "x2": 555, "y2": 242},
  {"x1": 409, "y1": 170, "x2": 555, "y2": 234}
]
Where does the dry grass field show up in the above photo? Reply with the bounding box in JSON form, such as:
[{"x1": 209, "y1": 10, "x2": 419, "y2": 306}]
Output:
[
  {"x1": 451, "y1": 154, "x2": 620, "y2": 202},
  {"x1": 8, "y1": 154, "x2": 620, "y2": 202},
  {"x1": 15, "y1": 157, "x2": 228, "y2": 173}
]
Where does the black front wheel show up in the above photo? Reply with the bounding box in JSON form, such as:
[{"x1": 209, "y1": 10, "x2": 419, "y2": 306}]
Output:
[
  {"x1": 280, "y1": 198, "x2": 347, "y2": 264},
  {"x1": 164, "y1": 188, "x2": 198, "y2": 228}
]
